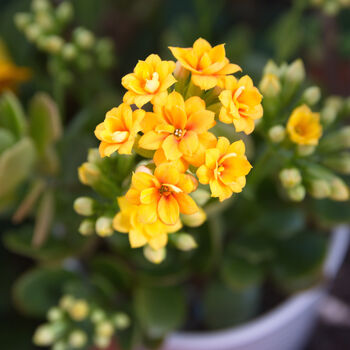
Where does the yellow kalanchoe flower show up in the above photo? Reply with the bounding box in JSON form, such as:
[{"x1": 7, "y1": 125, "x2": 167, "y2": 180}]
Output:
[
  {"x1": 287, "y1": 104, "x2": 322, "y2": 145},
  {"x1": 125, "y1": 163, "x2": 198, "y2": 226},
  {"x1": 122, "y1": 54, "x2": 176, "y2": 108},
  {"x1": 197, "y1": 137, "x2": 252, "y2": 201},
  {"x1": 138, "y1": 91, "x2": 216, "y2": 167},
  {"x1": 95, "y1": 103, "x2": 145, "y2": 157},
  {"x1": 218, "y1": 75, "x2": 263, "y2": 134},
  {"x1": 169, "y1": 38, "x2": 241, "y2": 90},
  {"x1": 113, "y1": 196, "x2": 181, "y2": 250}
]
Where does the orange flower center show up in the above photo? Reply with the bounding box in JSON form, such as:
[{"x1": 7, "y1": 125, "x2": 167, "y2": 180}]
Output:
[
  {"x1": 159, "y1": 184, "x2": 182, "y2": 196},
  {"x1": 144, "y1": 72, "x2": 160, "y2": 93}
]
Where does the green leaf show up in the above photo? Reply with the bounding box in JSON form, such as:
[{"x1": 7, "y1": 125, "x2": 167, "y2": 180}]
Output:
[
  {"x1": 311, "y1": 199, "x2": 350, "y2": 227},
  {"x1": 29, "y1": 92, "x2": 62, "y2": 154},
  {"x1": 0, "y1": 137, "x2": 36, "y2": 198},
  {"x1": 13, "y1": 267, "x2": 78, "y2": 317},
  {"x1": 134, "y1": 286, "x2": 186, "y2": 338},
  {"x1": 0, "y1": 91, "x2": 27, "y2": 139},
  {"x1": 0, "y1": 128, "x2": 15, "y2": 154},
  {"x1": 272, "y1": 231, "x2": 327, "y2": 292},
  {"x1": 203, "y1": 281, "x2": 261, "y2": 329}
]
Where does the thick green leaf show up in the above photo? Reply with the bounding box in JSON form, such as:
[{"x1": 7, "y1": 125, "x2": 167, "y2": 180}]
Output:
[
  {"x1": 0, "y1": 128, "x2": 15, "y2": 154},
  {"x1": 0, "y1": 137, "x2": 36, "y2": 198},
  {"x1": 13, "y1": 267, "x2": 78, "y2": 317},
  {"x1": 311, "y1": 199, "x2": 350, "y2": 227},
  {"x1": 29, "y1": 92, "x2": 62, "y2": 153},
  {"x1": 203, "y1": 281, "x2": 261, "y2": 329},
  {"x1": 134, "y1": 286, "x2": 186, "y2": 338},
  {"x1": 0, "y1": 91, "x2": 27, "y2": 139}
]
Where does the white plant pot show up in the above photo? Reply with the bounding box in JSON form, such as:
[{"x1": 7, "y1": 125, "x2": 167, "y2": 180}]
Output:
[{"x1": 163, "y1": 226, "x2": 350, "y2": 350}]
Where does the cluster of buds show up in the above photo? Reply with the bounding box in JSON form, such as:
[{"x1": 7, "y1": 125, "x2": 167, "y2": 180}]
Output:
[
  {"x1": 260, "y1": 59, "x2": 350, "y2": 202},
  {"x1": 33, "y1": 295, "x2": 130, "y2": 350},
  {"x1": 15, "y1": 0, "x2": 115, "y2": 84},
  {"x1": 310, "y1": 0, "x2": 350, "y2": 16},
  {"x1": 75, "y1": 38, "x2": 263, "y2": 263}
]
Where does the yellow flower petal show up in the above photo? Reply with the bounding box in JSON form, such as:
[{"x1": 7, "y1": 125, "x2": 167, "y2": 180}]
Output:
[{"x1": 158, "y1": 195, "x2": 179, "y2": 225}]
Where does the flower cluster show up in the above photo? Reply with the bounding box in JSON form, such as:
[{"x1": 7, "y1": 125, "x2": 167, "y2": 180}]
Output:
[
  {"x1": 33, "y1": 295, "x2": 130, "y2": 350},
  {"x1": 91, "y1": 38, "x2": 262, "y2": 260}
]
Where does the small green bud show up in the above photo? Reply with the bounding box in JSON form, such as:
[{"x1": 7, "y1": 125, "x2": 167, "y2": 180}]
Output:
[
  {"x1": 297, "y1": 145, "x2": 316, "y2": 157},
  {"x1": 69, "y1": 300, "x2": 89, "y2": 321},
  {"x1": 56, "y1": 2, "x2": 74, "y2": 23},
  {"x1": 53, "y1": 341, "x2": 68, "y2": 350},
  {"x1": 325, "y1": 96, "x2": 343, "y2": 113},
  {"x1": 36, "y1": 11, "x2": 54, "y2": 31},
  {"x1": 74, "y1": 27, "x2": 95, "y2": 49},
  {"x1": 79, "y1": 219, "x2": 95, "y2": 236},
  {"x1": 91, "y1": 309, "x2": 106, "y2": 323},
  {"x1": 323, "y1": 153, "x2": 350, "y2": 175},
  {"x1": 87, "y1": 148, "x2": 101, "y2": 163},
  {"x1": 143, "y1": 245, "x2": 166, "y2": 264},
  {"x1": 320, "y1": 126, "x2": 350, "y2": 152},
  {"x1": 330, "y1": 177, "x2": 349, "y2": 201},
  {"x1": 47, "y1": 307, "x2": 63, "y2": 322},
  {"x1": 14, "y1": 13, "x2": 32, "y2": 30},
  {"x1": 302, "y1": 86, "x2": 321, "y2": 106},
  {"x1": 279, "y1": 168, "x2": 302, "y2": 188},
  {"x1": 190, "y1": 188, "x2": 210, "y2": 206},
  {"x1": 93, "y1": 336, "x2": 110, "y2": 348},
  {"x1": 173, "y1": 60, "x2": 190, "y2": 80},
  {"x1": 307, "y1": 179, "x2": 331, "y2": 199},
  {"x1": 25, "y1": 24, "x2": 42, "y2": 42},
  {"x1": 323, "y1": 1, "x2": 340, "y2": 15},
  {"x1": 59, "y1": 295, "x2": 75, "y2": 310},
  {"x1": 321, "y1": 106, "x2": 337, "y2": 126},
  {"x1": 42, "y1": 36, "x2": 64, "y2": 54},
  {"x1": 285, "y1": 59, "x2": 305, "y2": 84},
  {"x1": 263, "y1": 60, "x2": 280, "y2": 76},
  {"x1": 259, "y1": 73, "x2": 281, "y2": 97},
  {"x1": 287, "y1": 184, "x2": 306, "y2": 202},
  {"x1": 61, "y1": 43, "x2": 77, "y2": 61},
  {"x1": 95, "y1": 217, "x2": 114, "y2": 237},
  {"x1": 74, "y1": 197, "x2": 94, "y2": 216},
  {"x1": 78, "y1": 162, "x2": 101, "y2": 186},
  {"x1": 173, "y1": 233, "x2": 197, "y2": 251},
  {"x1": 113, "y1": 313, "x2": 130, "y2": 330},
  {"x1": 33, "y1": 324, "x2": 55, "y2": 346},
  {"x1": 32, "y1": 0, "x2": 51, "y2": 13},
  {"x1": 181, "y1": 208, "x2": 206, "y2": 227},
  {"x1": 268, "y1": 125, "x2": 285, "y2": 143},
  {"x1": 68, "y1": 330, "x2": 87, "y2": 349},
  {"x1": 96, "y1": 320, "x2": 114, "y2": 337}
]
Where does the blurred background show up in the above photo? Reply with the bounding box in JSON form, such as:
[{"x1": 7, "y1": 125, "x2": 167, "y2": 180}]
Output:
[{"x1": 0, "y1": 0, "x2": 349, "y2": 349}]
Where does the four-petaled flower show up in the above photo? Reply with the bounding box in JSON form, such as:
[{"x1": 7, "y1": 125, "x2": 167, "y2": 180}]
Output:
[
  {"x1": 169, "y1": 38, "x2": 241, "y2": 90},
  {"x1": 95, "y1": 103, "x2": 145, "y2": 157},
  {"x1": 197, "y1": 137, "x2": 252, "y2": 201},
  {"x1": 122, "y1": 54, "x2": 176, "y2": 108}
]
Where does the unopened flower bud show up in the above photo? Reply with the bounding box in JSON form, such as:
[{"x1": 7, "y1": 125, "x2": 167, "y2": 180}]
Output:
[
  {"x1": 113, "y1": 313, "x2": 130, "y2": 330},
  {"x1": 79, "y1": 219, "x2": 95, "y2": 236},
  {"x1": 143, "y1": 245, "x2": 166, "y2": 264},
  {"x1": 42, "y1": 36, "x2": 64, "y2": 54},
  {"x1": 302, "y1": 86, "x2": 321, "y2": 106},
  {"x1": 173, "y1": 60, "x2": 190, "y2": 80},
  {"x1": 324, "y1": 1, "x2": 340, "y2": 15},
  {"x1": 190, "y1": 188, "x2": 210, "y2": 206},
  {"x1": 308, "y1": 179, "x2": 331, "y2": 199},
  {"x1": 14, "y1": 13, "x2": 32, "y2": 30},
  {"x1": 62, "y1": 43, "x2": 77, "y2": 61},
  {"x1": 74, "y1": 27, "x2": 95, "y2": 49},
  {"x1": 268, "y1": 125, "x2": 285, "y2": 143},
  {"x1": 33, "y1": 324, "x2": 55, "y2": 346},
  {"x1": 263, "y1": 60, "x2": 280, "y2": 76},
  {"x1": 320, "y1": 126, "x2": 350, "y2": 151},
  {"x1": 135, "y1": 164, "x2": 152, "y2": 175},
  {"x1": 36, "y1": 12, "x2": 54, "y2": 31},
  {"x1": 78, "y1": 162, "x2": 101, "y2": 186},
  {"x1": 25, "y1": 24, "x2": 42, "y2": 42},
  {"x1": 259, "y1": 73, "x2": 281, "y2": 97},
  {"x1": 321, "y1": 106, "x2": 337, "y2": 126},
  {"x1": 69, "y1": 300, "x2": 89, "y2": 321},
  {"x1": 323, "y1": 153, "x2": 350, "y2": 175},
  {"x1": 59, "y1": 295, "x2": 75, "y2": 310},
  {"x1": 96, "y1": 217, "x2": 114, "y2": 237},
  {"x1": 94, "y1": 336, "x2": 110, "y2": 348},
  {"x1": 47, "y1": 307, "x2": 63, "y2": 322},
  {"x1": 297, "y1": 145, "x2": 316, "y2": 157},
  {"x1": 330, "y1": 178, "x2": 349, "y2": 201},
  {"x1": 287, "y1": 184, "x2": 306, "y2": 202},
  {"x1": 279, "y1": 168, "x2": 302, "y2": 188},
  {"x1": 32, "y1": 0, "x2": 51, "y2": 12},
  {"x1": 87, "y1": 148, "x2": 101, "y2": 163},
  {"x1": 96, "y1": 321, "x2": 114, "y2": 337},
  {"x1": 173, "y1": 233, "x2": 197, "y2": 251},
  {"x1": 285, "y1": 59, "x2": 305, "y2": 84},
  {"x1": 56, "y1": 2, "x2": 74, "y2": 23},
  {"x1": 53, "y1": 341, "x2": 67, "y2": 350},
  {"x1": 91, "y1": 309, "x2": 106, "y2": 323},
  {"x1": 68, "y1": 330, "x2": 87, "y2": 349},
  {"x1": 74, "y1": 197, "x2": 94, "y2": 216},
  {"x1": 181, "y1": 208, "x2": 206, "y2": 227},
  {"x1": 325, "y1": 96, "x2": 343, "y2": 113}
]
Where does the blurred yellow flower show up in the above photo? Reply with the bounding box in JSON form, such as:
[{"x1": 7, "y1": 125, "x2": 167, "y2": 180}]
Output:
[
  {"x1": 138, "y1": 91, "x2": 216, "y2": 166},
  {"x1": 197, "y1": 137, "x2": 252, "y2": 201},
  {"x1": 125, "y1": 163, "x2": 198, "y2": 226},
  {"x1": 0, "y1": 39, "x2": 30, "y2": 93},
  {"x1": 113, "y1": 196, "x2": 181, "y2": 250},
  {"x1": 169, "y1": 38, "x2": 241, "y2": 90},
  {"x1": 219, "y1": 75, "x2": 263, "y2": 134},
  {"x1": 287, "y1": 104, "x2": 322, "y2": 145},
  {"x1": 95, "y1": 103, "x2": 145, "y2": 157},
  {"x1": 122, "y1": 54, "x2": 176, "y2": 108}
]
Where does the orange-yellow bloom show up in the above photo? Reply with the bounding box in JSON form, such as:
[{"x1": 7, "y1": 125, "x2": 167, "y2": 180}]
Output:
[
  {"x1": 122, "y1": 54, "x2": 176, "y2": 108},
  {"x1": 125, "y1": 163, "x2": 198, "y2": 226},
  {"x1": 95, "y1": 103, "x2": 145, "y2": 157},
  {"x1": 113, "y1": 196, "x2": 181, "y2": 250},
  {"x1": 138, "y1": 91, "x2": 216, "y2": 166},
  {"x1": 218, "y1": 75, "x2": 263, "y2": 134},
  {"x1": 169, "y1": 38, "x2": 241, "y2": 90},
  {"x1": 196, "y1": 137, "x2": 252, "y2": 201},
  {"x1": 287, "y1": 104, "x2": 322, "y2": 145}
]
